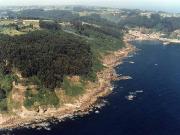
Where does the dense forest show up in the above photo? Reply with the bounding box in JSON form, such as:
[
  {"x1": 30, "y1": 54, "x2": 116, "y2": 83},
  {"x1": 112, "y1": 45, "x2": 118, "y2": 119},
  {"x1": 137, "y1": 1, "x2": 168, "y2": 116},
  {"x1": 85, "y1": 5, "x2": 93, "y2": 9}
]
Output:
[{"x1": 0, "y1": 30, "x2": 92, "y2": 89}]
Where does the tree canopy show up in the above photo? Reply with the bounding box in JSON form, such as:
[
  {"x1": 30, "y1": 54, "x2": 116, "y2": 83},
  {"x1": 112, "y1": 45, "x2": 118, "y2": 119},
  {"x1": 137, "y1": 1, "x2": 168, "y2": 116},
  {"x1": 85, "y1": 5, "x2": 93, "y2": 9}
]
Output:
[
  {"x1": 118, "y1": 14, "x2": 180, "y2": 32},
  {"x1": 0, "y1": 30, "x2": 93, "y2": 89}
]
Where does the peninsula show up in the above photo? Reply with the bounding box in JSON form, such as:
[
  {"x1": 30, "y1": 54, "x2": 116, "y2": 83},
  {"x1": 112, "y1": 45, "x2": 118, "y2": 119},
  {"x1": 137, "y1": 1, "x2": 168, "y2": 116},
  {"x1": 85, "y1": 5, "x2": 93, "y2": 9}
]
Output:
[{"x1": 0, "y1": 6, "x2": 179, "y2": 129}]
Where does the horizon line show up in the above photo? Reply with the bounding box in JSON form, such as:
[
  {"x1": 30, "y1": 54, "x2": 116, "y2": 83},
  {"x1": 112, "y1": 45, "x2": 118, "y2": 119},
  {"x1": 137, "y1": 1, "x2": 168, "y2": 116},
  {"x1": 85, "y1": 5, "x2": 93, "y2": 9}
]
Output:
[{"x1": 0, "y1": 4, "x2": 179, "y2": 14}]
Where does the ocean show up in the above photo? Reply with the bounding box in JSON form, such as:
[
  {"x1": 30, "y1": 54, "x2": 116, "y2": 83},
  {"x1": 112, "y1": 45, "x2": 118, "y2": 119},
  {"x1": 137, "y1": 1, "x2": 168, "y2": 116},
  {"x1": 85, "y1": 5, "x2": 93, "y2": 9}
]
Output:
[{"x1": 2, "y1": 40, "x2": 180, "y2": 135}]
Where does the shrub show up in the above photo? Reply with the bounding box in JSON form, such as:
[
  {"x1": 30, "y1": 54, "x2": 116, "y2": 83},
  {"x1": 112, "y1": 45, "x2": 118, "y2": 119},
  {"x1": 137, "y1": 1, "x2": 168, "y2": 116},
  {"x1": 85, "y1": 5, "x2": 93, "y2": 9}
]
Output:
[
  {"x1": 62, "y1": 77, "x2": 85, "y2": 96},
  {"x1": 0, "y1": 99, "x2": 8, "y2": 112},
  {"x1": 0, "y1": 89, "x2": 6, "y2": 100},
  {"x1": 24, "y1": 88, "x2": 59, "y2": 109}
]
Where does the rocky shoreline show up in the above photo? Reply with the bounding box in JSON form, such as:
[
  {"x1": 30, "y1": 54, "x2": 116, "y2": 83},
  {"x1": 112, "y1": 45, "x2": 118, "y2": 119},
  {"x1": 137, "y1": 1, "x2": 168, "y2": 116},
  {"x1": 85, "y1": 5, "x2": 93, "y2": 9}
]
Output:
[{"x1": 0, "y1": 40, "x2": 135, "y2": 130}]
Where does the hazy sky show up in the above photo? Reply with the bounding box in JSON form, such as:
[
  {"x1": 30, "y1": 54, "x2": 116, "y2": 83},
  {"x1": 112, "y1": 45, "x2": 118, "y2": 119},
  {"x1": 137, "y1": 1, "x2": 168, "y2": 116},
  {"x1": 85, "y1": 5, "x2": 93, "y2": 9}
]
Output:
[{"x1": 0, "y1": 0, "x2": 180, "y2": 13}]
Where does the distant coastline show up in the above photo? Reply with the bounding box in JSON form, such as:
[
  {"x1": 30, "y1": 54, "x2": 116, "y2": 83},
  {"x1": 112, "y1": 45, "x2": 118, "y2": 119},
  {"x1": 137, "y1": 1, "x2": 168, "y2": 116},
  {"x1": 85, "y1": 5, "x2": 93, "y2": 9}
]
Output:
[{"x1": 125, "y1": 29, "x2": 180, "y2": 45}]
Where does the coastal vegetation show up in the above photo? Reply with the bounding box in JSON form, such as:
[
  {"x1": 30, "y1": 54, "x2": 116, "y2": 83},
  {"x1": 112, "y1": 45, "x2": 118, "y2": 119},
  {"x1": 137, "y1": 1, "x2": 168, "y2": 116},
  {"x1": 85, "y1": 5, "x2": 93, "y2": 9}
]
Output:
[
  {"x1": 24, "y1": 88, "x2": 59, "y2": 109},
  {"x1": 0, "y1": 9, "x2": 124, "y2": 112},
  {"x1": 0, "y1": 30, "x2": 93, "y2": 89},
  {"x1": 62, "y1": 77, "x2": 85, "y2": 96},
  {"x1": 0, "y1": 6, "x2": 179, "y2": 123}
]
